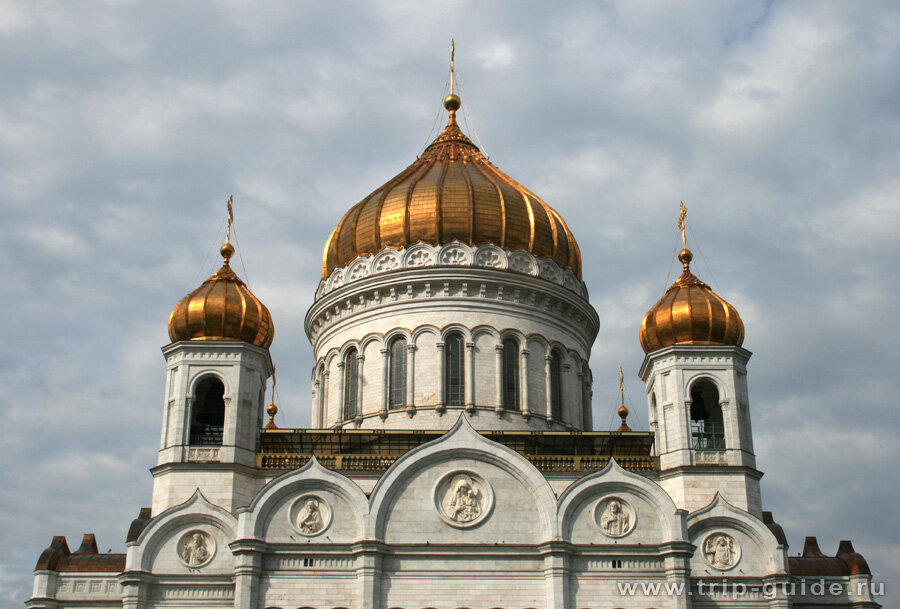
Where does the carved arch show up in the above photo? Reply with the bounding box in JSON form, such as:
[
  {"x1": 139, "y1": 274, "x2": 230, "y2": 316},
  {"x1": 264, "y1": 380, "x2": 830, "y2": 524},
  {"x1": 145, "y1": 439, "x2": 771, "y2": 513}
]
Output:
[
  {"x1": 366, "y1": 415, "x2": 557, "y2": 540},
  {"x1": 557, "y1": 458, "x2": 684, "y2": 541},
  {"x1": 237, "y1": 457, "x2": 369, "y2": 540}
]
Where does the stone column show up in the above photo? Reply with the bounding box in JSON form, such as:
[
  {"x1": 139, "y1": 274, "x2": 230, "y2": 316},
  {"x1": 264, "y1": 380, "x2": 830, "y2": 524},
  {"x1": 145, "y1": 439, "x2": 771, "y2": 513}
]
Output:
[
  {"x1": 230, "y1": 539, "x2": 266, "y2": 609},
  {"x1": 544, "y1": 354, "x2": 553, "y2": 419},
  {"x1": 354, "y1": 541, "x2": 384, "y2": 609},
  {"x1": 519, "y1": 348, "x2": 530, "y2": 416},
  {"x1": 436, "y1": 341, "x2": 445, "y2": 414},
  {"x1": 494, "y1": 344, "x2": 504, "y2": 413},
  {"x1": 379, "y1": 347, "x2": 389, "y2": 419},
  {"x1": 576, "y1": 371, "x2": 584, "y2": 428},
  {"x1": 118, "y1": 571, "x2": 153, "y2": 609},
  {"x1": 312, "y1": 379, "x2": 320, "y2": 427},
  {"x1": 354, "y1": 354, "x2": 365, "y2": 423},
  {"x1": 541, "y1": 542, "x2": 569, "y2": 609},
  {"x1": 336, "y1": 361, "x2": 345, "y2": 424},
  {"x1": 465, "y1": 341, "x2": 475, "y2": 413},
  {"x1": 321, "y1": 370, "x2": 330, "y2": 427},
  {"x1": 659, "y1": 541, "x2": 693, "y2": 609},
  {"x1": 406, "y1": 344, "x2": 417, "y2": 416}
]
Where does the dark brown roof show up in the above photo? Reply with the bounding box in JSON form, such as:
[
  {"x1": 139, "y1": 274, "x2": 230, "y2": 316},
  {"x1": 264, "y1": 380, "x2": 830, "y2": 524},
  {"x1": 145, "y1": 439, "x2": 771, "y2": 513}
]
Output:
[
  {"x1": 788, "y1": 536, "x2": 871, "y2": 576},
  {"x1": 126, "y1": 507, "x2": 152, "y2": 543},
  {"x1": 34, "y1": 534, "x2": 124, "y2": 573}
]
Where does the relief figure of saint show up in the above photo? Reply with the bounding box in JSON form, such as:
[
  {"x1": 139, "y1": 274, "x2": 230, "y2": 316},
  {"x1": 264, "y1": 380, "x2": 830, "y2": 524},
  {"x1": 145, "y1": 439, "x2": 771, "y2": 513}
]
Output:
[
  {"x1": 180, "y1": 532, "x2": 210, "y2": 567},
  {"x1": 445, "y1": 476, "x2": 481, "y2": 522},
  {"x1": 600, "y1": 499, "x2": 630, "y2": 536},
  {"x1": 704, "y1": 534, "x2": 736, "y2": 568},
  {"x1": 297, "y1": 498, "x2": 324, "y2": 534}
]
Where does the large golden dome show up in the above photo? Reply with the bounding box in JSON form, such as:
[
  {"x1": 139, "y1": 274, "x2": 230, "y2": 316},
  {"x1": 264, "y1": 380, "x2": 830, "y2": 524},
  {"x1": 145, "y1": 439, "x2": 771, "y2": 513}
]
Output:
[
  {"x1": 168, "y1": 243, "x2": 274, "y2": 348},
  {"x1": 322, "y1": 98, "x2": 581, "y2": 279},
  {"x1": 639, "y1": 249, "x2": 744, "y2": 354}
]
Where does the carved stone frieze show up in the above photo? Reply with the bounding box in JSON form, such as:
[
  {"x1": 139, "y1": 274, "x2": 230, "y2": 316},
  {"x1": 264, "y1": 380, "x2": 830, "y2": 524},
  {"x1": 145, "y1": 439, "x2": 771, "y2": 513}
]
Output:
[{"x1": 316, "y1": 241, "x2": 587, "y2": 300}]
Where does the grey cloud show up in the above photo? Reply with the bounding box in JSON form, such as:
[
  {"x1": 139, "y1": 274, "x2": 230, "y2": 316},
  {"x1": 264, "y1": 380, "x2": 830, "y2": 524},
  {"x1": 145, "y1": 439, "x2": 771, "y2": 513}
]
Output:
[{"x1": 1, "y1": 1, "x2": 898, "y2": 604}]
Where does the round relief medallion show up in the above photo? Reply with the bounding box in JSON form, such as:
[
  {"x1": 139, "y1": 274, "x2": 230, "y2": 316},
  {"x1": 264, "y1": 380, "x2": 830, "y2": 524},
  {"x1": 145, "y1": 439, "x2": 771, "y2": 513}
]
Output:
[
  {"x1": 177, "y1": 530, "x2": 215, "y2": 568},
  {"x1": 702, "y1": 532, "x2": 741, "y2": 570},
  {"x1": 434, "y1": 471, "x2": 494, "y2": 528},
  {"x1": 594, "y1": 496, "x2": 636, "y2": 538},
  {"x1": 289, "y1": 494, "x2": 333, "y2": 536}
]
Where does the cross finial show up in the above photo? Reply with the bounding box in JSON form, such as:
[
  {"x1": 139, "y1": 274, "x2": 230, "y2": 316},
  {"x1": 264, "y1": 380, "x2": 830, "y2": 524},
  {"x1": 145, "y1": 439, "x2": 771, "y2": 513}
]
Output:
[
  {"x1": 226, "y1": 195, "x2": 234, "y2": 244},
  {"x1": 220, "y1": 195, "x2": 235, "y2": 264},
  {"x1": 450, "y1": 39, "x2": 456, "y2": 96},
  {"x1": 619, "y1": 366, "x2": 625, "y2": 408},
  {"x1": 444, "y1": 40, "x2": 461, "y2": 116},
  {"x1": 678, "y1": 201, "x2": 687, "y2": 250},
  {"x1": 265, "y1": 365, "x2": 279, "y2": 429},
  {"x1": 617, "y1": 366, "x2": 631, "y2": 432}
]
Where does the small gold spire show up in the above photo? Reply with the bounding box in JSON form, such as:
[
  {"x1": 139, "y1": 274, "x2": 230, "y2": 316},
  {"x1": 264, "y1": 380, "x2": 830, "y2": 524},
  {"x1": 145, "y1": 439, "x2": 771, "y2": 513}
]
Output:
[
  {"x1": 443, "y1": 39, "x2": 461, "y2": 116},
  {"x1": 264, "y1": 365, "x2": 279, "y2": 429},
  {"x1": 676, "y1": 201, "x2": 692, "y2": 272},
  {"x1": 220, "y1": 195, "x2": 235, "y2": 264},
  {"x1": 617, "y1": 366, "x2": 631, "y2": 432}
]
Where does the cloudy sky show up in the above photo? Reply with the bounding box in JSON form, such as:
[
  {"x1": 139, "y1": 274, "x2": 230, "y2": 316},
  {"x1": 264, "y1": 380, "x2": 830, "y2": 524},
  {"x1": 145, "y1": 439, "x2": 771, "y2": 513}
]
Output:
[{"x1": 1, "y1": 0, "x2": 898, "y2": 605}]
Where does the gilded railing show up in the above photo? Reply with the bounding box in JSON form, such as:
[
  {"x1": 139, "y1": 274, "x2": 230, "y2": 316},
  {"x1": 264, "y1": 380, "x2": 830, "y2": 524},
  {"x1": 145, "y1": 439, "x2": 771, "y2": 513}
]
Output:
[{"x1": 257, "y1": 453, "x2": 658, "y2": 472}]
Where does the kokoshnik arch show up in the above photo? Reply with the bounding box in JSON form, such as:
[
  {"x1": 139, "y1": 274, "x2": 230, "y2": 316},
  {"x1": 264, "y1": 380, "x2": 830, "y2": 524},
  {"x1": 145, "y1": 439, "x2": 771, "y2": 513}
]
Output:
[{"x1": 28, "y1": 57, "x2": 880, "y2": 609}]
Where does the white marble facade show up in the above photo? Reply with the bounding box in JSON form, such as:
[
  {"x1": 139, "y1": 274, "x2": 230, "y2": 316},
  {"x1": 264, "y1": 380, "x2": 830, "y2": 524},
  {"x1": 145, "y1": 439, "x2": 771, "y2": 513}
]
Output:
[{"x1": 27, "y1": 239, "x2": 883, "y2": 608}]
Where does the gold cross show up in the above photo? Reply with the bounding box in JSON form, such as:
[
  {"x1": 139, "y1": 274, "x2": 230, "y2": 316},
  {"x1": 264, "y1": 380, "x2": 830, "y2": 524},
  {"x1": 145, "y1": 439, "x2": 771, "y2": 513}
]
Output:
[{"x1": 677, "y1": 201, "x2": 687, "y2": 249}]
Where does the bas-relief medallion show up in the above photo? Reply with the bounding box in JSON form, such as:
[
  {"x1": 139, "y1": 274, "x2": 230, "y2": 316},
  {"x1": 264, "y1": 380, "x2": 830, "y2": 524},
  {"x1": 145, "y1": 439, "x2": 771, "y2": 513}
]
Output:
[
  {"x1": 177, "y1": 530, "x2": 215, "y2": 568},
  {"x1": 289, "y1": 494, "x2": 333, "y2": 536},
  {"x1": 594, "y1": 496, "x2": 636, "y2": 538},
  {"x1": 703, "y1": 532, "x2": 741, "y2": 570},
  {"x1": 434, "y1": 471, "x2": 494, "y2": 528}
]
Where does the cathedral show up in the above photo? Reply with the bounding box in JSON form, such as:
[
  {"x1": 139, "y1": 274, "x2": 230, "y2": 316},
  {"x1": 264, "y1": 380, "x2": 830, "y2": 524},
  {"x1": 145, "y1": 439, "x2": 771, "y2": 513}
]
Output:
[{"x1": 27, "y1": 69, "x2": 880, "y2": 609}]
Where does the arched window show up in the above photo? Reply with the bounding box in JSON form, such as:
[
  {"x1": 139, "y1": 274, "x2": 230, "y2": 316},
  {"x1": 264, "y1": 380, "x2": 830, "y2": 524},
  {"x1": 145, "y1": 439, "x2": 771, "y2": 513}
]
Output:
[
  {"x1": 501, "y1": 338, "x2": 519, "y2": 410},
  {"x1": 549, "y1": 350, "x2": 563, "y2": 420},
  {"x1": 343, "y1": 348, "x2": 359, "y2": 419},
  {"x1": 189, "y1": 376, "x2": 225, "y2": 445},
  {"x1": 388, "y1": 337, "x2": 407, "y2": 409},
  {"x1": 444, "y1": 333, "x2": 465, "y2": 406},
  {"x1": 690, "y1": 379, "x2": 724, "y2": 450}
]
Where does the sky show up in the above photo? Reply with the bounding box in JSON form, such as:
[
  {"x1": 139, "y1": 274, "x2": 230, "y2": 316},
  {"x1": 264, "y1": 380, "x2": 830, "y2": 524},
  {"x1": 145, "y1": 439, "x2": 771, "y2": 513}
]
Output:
[{"x1": 1, "y1": 0, "x2": 898, "y2": 605}]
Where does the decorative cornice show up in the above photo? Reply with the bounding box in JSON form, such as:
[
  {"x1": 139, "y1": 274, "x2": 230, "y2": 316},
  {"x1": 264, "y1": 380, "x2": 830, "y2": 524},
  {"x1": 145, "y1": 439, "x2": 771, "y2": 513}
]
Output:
[
  {"x1": 317, "y1": 242, "x2": 588, "y2": 301},
  {"x1": 305, "y1": 268, "x2": 600, "y2": 352}
]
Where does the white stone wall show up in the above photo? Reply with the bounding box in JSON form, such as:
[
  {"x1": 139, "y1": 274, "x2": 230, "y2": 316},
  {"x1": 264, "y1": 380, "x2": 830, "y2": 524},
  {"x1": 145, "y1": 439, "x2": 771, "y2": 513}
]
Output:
[
  {"x1": 307, "y1": 262, "x2": 599, "y2": 431},
  {"x1": 639, "y1": 345, "x2": 762, "y2": 517}
]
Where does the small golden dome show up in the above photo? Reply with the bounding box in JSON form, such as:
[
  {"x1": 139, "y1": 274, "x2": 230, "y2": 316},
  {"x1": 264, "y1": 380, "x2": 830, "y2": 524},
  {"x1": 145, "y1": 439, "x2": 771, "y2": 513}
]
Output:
[
  {"x1": 168, "y1": 246, "x2": 274, "y2": 348},
  {"x1": 322, "y1": 101, "x2": 582, "y2": 279},
  {"x1": 639, "y1": 248, "x2": 744, "y2": 354}
]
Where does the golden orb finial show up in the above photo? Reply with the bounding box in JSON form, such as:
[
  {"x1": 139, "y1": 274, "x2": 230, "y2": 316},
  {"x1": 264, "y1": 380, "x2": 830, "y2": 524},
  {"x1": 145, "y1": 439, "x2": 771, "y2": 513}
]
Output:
[
  {"x1": 677, "y1": 247, "x2": 692, "y2": 272},
  {"x1": 220, "y1": 242, "x2": 235, "y2": 264},
  {"x1": 444, "y1": 93, "x2": 461, "y2": 112}
]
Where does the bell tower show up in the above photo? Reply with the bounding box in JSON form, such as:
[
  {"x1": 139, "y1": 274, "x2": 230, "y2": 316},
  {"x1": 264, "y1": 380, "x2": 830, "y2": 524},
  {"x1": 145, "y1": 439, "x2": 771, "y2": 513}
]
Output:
[
  {"x1": 638, "y1": 204, "x2": 761, "y2": 516},
  {"x1": 152, "y1": 199, "x2": 275, "y2": 514}
]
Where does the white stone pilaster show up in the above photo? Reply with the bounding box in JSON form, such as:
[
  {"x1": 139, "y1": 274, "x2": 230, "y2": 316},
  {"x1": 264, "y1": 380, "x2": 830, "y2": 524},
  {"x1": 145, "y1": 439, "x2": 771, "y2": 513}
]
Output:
[
  {"x1": 406, "y1": 344, "x2": 417, "y2": 415},
  {"x1": 465, "y1": 341, "x2": 475, "y2": 413}
]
